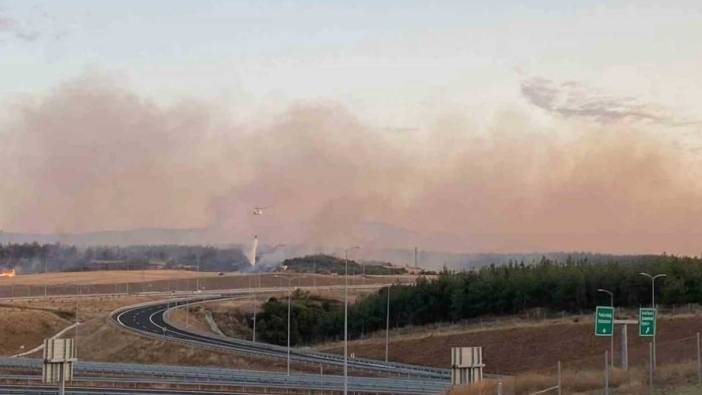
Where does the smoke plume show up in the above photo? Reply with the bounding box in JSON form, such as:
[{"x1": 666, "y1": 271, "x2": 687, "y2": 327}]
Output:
[{"x1": 2, "y1": 73, "x2": 702, "y2": 255}]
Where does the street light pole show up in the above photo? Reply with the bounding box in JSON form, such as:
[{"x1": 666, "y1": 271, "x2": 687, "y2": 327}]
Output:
[
  {"x1": 385, "y1": 285, "x2": 391, "y2": 362},
  {"x1": 279, "y1": 274, "x2": 304, "y2": 377},
  {"x1": 640, "y1": 272, "x2": 666, "y2": 370},
  {"x1": 287, "y1": 280, "x2": 291, "y2": 376},
  {"x1": 598, "y1": 288, "x2": 615, "y2": 368},
  {"x1": 252, "y1": 274, "x2": 257, "y2": 342},
  {"x1": 196, "y1": 253, "x2": 200, "y2": 292},
  {"x1": 344, "y1": 246, "x2": 359, "y2": 395}
]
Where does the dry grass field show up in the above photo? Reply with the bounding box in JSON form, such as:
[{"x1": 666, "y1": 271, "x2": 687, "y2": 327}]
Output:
[
  {"x1": 0, "y1": 294, "x2": 297, "y2": 371},
  {"x1": 0, "y1": 275, "x2": 389, "y2": 372},
  {"x1": 449, "y1": 362, "x2": 702, "y2": 395},
  {"x1": 316, "y1": 312, "x2": 702, "y2": 376},
  {"x1": 0, "y1": 305, "x2": 70, "y2": 356},
  {"x1": 0, "y1": 270, "x2": 408, "y2": 299},
  {"x1": 1, "y1": 270, "x2": 220, "y2": 286},
  {"x1": 5, "y1": 286, "x2": 702, "y2": 392}
]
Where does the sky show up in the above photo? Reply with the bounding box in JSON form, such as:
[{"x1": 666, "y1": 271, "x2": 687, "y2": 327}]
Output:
[{"x1": 2, "y1": 1, "x2": 702, "y2": 255}]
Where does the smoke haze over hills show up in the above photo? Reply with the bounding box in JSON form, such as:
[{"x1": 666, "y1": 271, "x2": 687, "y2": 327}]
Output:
[{"x1": 2, "y1": 73, "x2": 702, "y2": 255}]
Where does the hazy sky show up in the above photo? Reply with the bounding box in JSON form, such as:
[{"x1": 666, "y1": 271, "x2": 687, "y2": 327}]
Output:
[{"x1": 2, "y1": 1, "x2": 702, "y2": 254}]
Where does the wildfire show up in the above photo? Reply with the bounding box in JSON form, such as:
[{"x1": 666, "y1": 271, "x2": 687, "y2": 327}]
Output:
[{"x1": 0, "y1": 269, "x2": 16, "y2": 278}]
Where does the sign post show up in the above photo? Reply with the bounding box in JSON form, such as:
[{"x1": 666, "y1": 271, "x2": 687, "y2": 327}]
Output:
[
  {"x1": 42, "y1": 338, "x2": 76, "y2": 395},
  {"x1": 450, "y1": 347, "x2": 484, "y2": 385},
  {"x1": 639, "y1": 308, "x2": 657, "y2": 337},
  {"x1": 595, "y1": 306, "x2": 614, "y2": 337},
  {"x1": 615, "y1": 319, "x2": 638, "y2": 370}
]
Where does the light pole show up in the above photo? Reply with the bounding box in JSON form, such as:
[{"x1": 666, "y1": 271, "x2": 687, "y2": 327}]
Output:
[
  {"x1": 196, "y1": 253, "x2": 200, "y2": 292},
  {"x1": 640, "y1": 272, "x2": 666, "y2": 370},
  {"x1": 287, "y1": 279, "x2": 292, "y2": 376},
  {"x1": 274, "y1": 274, "x2": 304, "y2": 376},
  {"x1": 344, "y1": 246, "x2": 360, "y2": 395},
  {"x1": 598, "y1": 288, "x2": 615, "y2": 368},
  {"x1": 251, "y1": 273, "x2": 257, "y2": 342},
  {"x1": 385, "y1": 285, "x2": 391, "y2": 362},
  {"x1": 44, "y1": 256, "x2": 47, "y2": 297}
]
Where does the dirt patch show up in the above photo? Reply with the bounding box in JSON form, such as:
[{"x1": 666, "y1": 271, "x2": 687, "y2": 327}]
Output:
[
  {"x1": 0, "y1": 306, "x2": 71, "y2": 356},
  {"x1": 10, "y1": 295, "x2": 162, "y2": 321},
  {"x1": 169, "y1": 306, "x2": 215, "y2": 335},
  {"x1": 73, "y1": 317, "x2": 293, "y2": 371},
  {"x1": 11, "y1": 294, "x2": 295, "y2": 371},
  {"x1": 0, "y1": 280, "x2": 395, "y2": 373},
  {"x1": 318, "y1": 313, "x2": 702, "y2": 375}
]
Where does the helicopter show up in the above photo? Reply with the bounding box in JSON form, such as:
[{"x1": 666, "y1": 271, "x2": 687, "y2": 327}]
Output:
[{"x1": 252, "y1": 206, "x2": 271, "y2": 216}]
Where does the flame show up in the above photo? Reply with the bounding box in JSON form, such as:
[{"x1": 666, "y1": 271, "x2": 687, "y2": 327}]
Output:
[{"x1": 0, "y1": 269, "x2": 16, "y2": 278}]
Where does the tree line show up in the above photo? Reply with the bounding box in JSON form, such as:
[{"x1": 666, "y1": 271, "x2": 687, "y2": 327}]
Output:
[
  {"x1": 281, "y1": 254, "x2": 407, "y2": 275},
  {"x1": 253, "y1": 254, "x2": 702, "y2": 346},
  {"x1": 0, "y1": 242, "x2": 248, "y2": 273}
]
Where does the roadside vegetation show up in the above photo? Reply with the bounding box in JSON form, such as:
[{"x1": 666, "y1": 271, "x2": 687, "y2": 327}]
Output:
[
  {"x1": 255, "y1": 290, "x2": 343, "y2": 346},
  {"x1": 280, "y1": 254, "x2": 407, "y2": 275},
  {"x1": 450, "y1": 362, "x2": 702, "y2": 395},
  {"x1": 256, "y1": 254, "x2": 702, "y2": 346}
]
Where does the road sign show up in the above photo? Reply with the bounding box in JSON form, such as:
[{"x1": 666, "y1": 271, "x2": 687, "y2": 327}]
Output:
[
  {"x1": 639, "y1": 308, "x2": 656, "y2": 337},
  {"x1": 43, "y1": 338, "x2": 76, "y2": 395},
  {"x1": 595, "y1": 306, "x2": 614, "y2": 336}
]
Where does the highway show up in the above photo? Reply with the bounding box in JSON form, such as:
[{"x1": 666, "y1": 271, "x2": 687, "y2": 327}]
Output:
[
  {"x1": 112, "y1": 294, "x2": 451, "y2": 381},
  {"x1": 0, "y1": 357, "x2": 448, "y2": 394},
  {"x1": 0, "y1": 384, "x2": 262, "y2": 395}
]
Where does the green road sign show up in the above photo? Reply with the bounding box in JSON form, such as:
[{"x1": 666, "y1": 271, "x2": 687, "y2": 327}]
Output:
[
  {"x1": 595, "y1": 306, "x2": 614, "y2": 336},
  {"x1": 639, "y1": 308, "x2": 656, "y2": 337}
]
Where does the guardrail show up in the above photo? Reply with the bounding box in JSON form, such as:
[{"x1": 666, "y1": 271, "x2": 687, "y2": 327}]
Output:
[
  {"x1": 0, "y1": 358, "x2": 448, "y2": 394},
  {"x1": 154, "y1": 295, "x2": 451, "y2": 379}
]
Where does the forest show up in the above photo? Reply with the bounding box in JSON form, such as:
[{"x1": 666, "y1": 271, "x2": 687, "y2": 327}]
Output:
[
  {"x1": 0, "y1": 242, "x2": 249, "y2": 273},
  {"x1": 281, "y1": 254, "x2": 407, "y2": 275},
  {"x1": 254, "y1": 254, "x2": 702, "y2": 345}
]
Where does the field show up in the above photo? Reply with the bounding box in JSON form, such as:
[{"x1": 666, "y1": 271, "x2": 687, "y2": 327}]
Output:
[
  {"x1": 0, "y1": 292, "x2": 331, "y2": 372},
  {"x1": 5, "y1": 276, "x2": 702, "y2": 393},
  {"x1": 0, "y1": 270, "x2": 220, "y2": 286},
  {"x1": 0, "y1": 271, "x2": 399, "y2": 373},
  {"x1": 316, "y1": 311, "x2": 702, "y2": 375},
  {"x1": 0, "y1": 269, "x2": 410, "y2": 298},
  {"x1": 0, "y1": 304, "x2": 71, "y2": 356}
]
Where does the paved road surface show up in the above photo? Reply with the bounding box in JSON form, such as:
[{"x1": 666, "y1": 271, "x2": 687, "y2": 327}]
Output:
[{"x1": 113, "y1": 294, "x2": 451, "y2": 380}]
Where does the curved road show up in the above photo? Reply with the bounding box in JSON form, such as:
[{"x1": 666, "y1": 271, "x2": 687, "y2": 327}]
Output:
[{"x1": 113, "y1": 295, "x2": 451, "y2": 381}]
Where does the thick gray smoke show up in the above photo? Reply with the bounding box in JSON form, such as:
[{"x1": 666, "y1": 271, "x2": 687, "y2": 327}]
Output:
[{"x1": 2, "y1": 73, "x2": 702, "y2": 255}]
